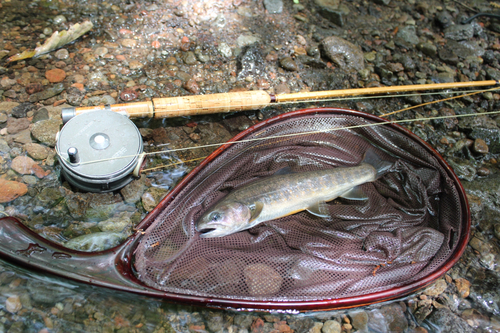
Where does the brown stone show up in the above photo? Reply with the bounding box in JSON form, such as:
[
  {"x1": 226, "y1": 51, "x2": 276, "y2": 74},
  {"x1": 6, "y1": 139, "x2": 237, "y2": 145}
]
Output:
[
  {"x1": 11, "y1": 156, "x2": 36, "y2": 174},
  {"x1": 454, "y1": 278, "x2": 471, "y2": 298},
  {"x1": 472, "y1": 138, "x2": 489, "y2": 154},
  {"x1": 0, "y1": 179, "x2": 28, "y2": 203},
  {"x1": 45, "y1": 68, "x2": 67, "y2": 83}
]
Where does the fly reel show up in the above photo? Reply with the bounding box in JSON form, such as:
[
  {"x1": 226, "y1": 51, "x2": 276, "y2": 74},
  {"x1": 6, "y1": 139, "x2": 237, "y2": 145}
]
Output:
[{"x1": 56, "y1": 110, "x2": 145, "y2": 192}]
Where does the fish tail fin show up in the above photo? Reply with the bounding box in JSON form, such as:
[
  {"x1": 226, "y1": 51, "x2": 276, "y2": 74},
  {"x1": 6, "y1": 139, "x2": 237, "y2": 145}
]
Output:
[{"x1": 362, "y1": 148, "x2": 393, "y2": 178}]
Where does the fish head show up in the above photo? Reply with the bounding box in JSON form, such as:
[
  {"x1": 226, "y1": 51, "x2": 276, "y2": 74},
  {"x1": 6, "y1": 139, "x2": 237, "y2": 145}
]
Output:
[{"x1": 196, "y1": 201, "x2": 251, "y2": 238}]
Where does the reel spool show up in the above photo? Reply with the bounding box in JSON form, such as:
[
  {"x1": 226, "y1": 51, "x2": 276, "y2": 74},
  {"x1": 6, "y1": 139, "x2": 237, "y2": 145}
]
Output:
[{"x1": 56, "y1": 110, "x2": 145, "y2": 192}]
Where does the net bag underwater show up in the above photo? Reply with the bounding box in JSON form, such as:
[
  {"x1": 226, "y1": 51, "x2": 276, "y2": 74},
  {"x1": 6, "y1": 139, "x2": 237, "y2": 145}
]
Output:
[{"x1": 0, "y1": 108, "x2": 470, "y2": 311}]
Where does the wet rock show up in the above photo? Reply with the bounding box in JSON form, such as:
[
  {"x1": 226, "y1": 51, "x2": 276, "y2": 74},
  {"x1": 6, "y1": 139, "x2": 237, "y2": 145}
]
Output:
[
  {"x1": 315, "y1": 0, "x2": 346, "y2": 27},
  {"x1": 7, "y1": 117, "x2": 30, "y2": 134},
  {"x1": 120, "y1": 38, "x2": 137, "y2": 48},
  {"x1": 0, "y1": 139, "x2": 9, "y2": 153},
  {"x1": 486, "y1": 67, "x2": 500, "y2": 81},
  {"x1": 11, "y1": 102, "x2": 36, "y2": 118},
  {"x1": 447, "y1": 158, "x2": 477, "y2": 181},
  {"x1": 128, "y1": 60, "x2": 144, "y2": 70},
  {"x1": 0, "y1": 113, "x2": 7, "y2": 123},
  {"x1": 183, "y1": 78, "x2": 200, "y2": 94},
  {"x1": 428, "y1": 308, "x2": 474, "y2": 333},
  {"x1": 236, "y1": 34, "x2": 262, "y2": 48},
  {"x1": 468, "y1": 128, "x2": 500, "y2": 153},
  {"x1": 31, "y1": 118, "x2": 61, "y2": 147},
  {"x1": 237, "y1": 46, "x2": 265, "y2": 80},
  {"x1": 12, "y1": 129, "x2": 32, "y2": 144},
  {"x1": 183, "y1": 51, "x2": 197, "y2": 65},
  {"x1": 11, "y1": 156, "x2": 36, "y2": 175},
  {"x1": 84, "y1": 94, "x2": 116, "y2": 106},
  {"x1": 321, "y1": 320, "x2": 341, "y2": 333},
  {"x1": 32, "y1": 107, "x2": 49, "y2": 123},
  {"x1": 45, "y1": 68, "x2": 67, "y2": 83},
  {"x1": 349, "y1": 311, "x2": 368, "y2": 331},
  {"x1": 439, "y1": 48, "x2": 459, "y2": 65},
  {"x1": 25, "y1": 83, "x2": 43, "y2": 95},
  {"x1": 64, "y1": 232, "x2": 127, "y2": 252},
  {"x1": 396, "y1": 26, "x2": 419, "y2": 45},
  {"x1": 455, "y1": 278, "x2": 471, "y2": 298},
  {"x1": 436, "y1": 11, "x2": 454, "y2": 29},
  {"x1": 55, "y1": 48, "x2": 69, "y2": 60},
  {"x1": 218, "y1": 42, "x2": 232, "y2": 57},
  {"x1": 320, "y1": 36, "x2": 364, "y2": 71},
  {"x1": 472, "y1": 138, "x2": 489, "y2": 154},
  {"x1": 418, "y1": 42, "x2": 437, "y2": 57},
  {"x1": 448, "y1": 40, "x2": 485, "y2": 59},
  {"x1": 0, "y1": 179, "x2": 28, "y2": 203},
  {"x1": 432, "y1": 72, "x2": 455, "y2": 83},
  {"x1": 243, "y1": 263, "x2": 282, "y2": 296},
  {"x1": 445, "y1": 24, "x2": 475, "y2": 41},
  {"x1": 279, "y1": 57, "x2": 298, "y2": 71},
  {"x1": 66, "y1": 86, "x2": 85, "y2": 106},
  {"x1": 6, "y1": 295, "x2": 22, "y2": 313},
  {"x1": 469, "y1": 270, "x2": 500, "y2": 315},
  {"x1": 94, "y1": 47, "x2": 108, "y2": 57},
  {"x1": 98, "y1": 213, "x2": 132, "y2": 233},
  {"x1": 141, "y1": 187, "x2": 168, "y2": 212},
  {"x1": 194, "y1": 47, "x2": 210, "y2": 63},
  {"x1": 28, "y1": 83, "x2": 65, "y2": 102},
  {"x1": 120, "y1": 175, "x2": 146, "y2": 204},
  {"x1": 264, "y1": 0, "x2": 283, "y2": 14},
  {"x1": 368, "y1": 303, "x2": 408, "y2": 332},
  {"x1": 120, "y1": 88, "x2": 139, "y2": 102}
]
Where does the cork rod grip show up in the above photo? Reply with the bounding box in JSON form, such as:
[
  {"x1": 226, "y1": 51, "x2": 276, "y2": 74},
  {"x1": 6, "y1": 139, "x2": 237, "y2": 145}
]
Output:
[{"x1": 152, "y1": 90, "x2": 272, "y2": 118}]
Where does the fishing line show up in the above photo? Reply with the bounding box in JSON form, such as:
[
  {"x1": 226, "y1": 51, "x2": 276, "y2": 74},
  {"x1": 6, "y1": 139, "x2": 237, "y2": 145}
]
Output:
[
  {"x1": 56, "y1": 85, "x2": 500, "y2": 170},
  {"x1": 59, "y1": 109, "x2": 500, "y2": 169}
]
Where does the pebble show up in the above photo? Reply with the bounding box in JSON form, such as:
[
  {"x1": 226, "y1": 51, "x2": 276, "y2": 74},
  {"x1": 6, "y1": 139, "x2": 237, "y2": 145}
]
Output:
[
  {"x1": 31, "y1": 118, "x2": 62, "y2": 147},
  {"x1": 128, "y1": 60, "x2": 144, "y2": 69},
  {"x1": 264, "y1": 0, "x2": 283, "y2": 14},
  {"x1": 25, "y1": 83, "x2": 43, "y2": 95},
  {"x1": 320, "y1": 36, "x2": 365, "y2": 71},
  {"x1": 350, "y1": 311, "x2": 368, "y2": 331},
  {"x1": 55, "y1": 48, "x2": 69, "y2": 60},
  {"x1": 5, "y1": 295, "x2": 22, "y2": 313},
  {"x1": 11, "y1": 102, "x2": 36, "y2": 118},
  {"x1": 472, "y1": 138, "x2": 489, "y2": 154},
  {"x1": 120, "y1": 88, "x2": 139, "y2": 101},
  {"x1": 237, "y1": 34, "x2": 261, "y2": 48},
  {"x1": 0, "y1": 178, "x2": 28, "y2": 203},
  {"x1": 45, "y1": 68, "x2": 67, "y2": 83},
  {"x1": 7, "y1": 117, "x2": 30, "y2": 134},
  {"x1": 94, "y1": 47, "x2": 108, "y2": 57},
  {"x1": 183, "y1": 78, "x2": 200, "y2": 94},
  {"x1": 423, "y1": 279, "x2": 448, "y2": 297},
  {"x1": 321, "y1": 320, "x2": 340, "y2": 333},
  {"x1": 454, "y1": 278, "x2": 471, "y2": 298},
  {"x1": 120, "y1": 38, "x2": 137, "y2": 48},
  {"x1": 25, "y1": 143, "x2": 49, "y2": 160},
  {"x1": 141, "y1": 187, "x2": 168, "y2": 212},
  {"x1": 279, "y1": 57, "x2": 298, "y2": 71},
  {"x1": 218, "y1": 42, "x2": 232, "y2": 58},
  {"x1": 183, "y1": 51, "x2": 197, "y2": 65},
  {"x1": 28, "y1": 83, "x2": 65, "y2": 102}
]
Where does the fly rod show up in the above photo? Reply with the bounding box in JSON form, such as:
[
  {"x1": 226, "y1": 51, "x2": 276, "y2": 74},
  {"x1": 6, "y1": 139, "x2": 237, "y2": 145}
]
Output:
[{"x1": 61, "y1": 80, "x2": 499, "y2": 123}]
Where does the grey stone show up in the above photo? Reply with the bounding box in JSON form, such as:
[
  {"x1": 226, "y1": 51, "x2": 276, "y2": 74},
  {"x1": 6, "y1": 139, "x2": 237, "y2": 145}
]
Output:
[
  {"x1": 236, "y1": 34, "x2": 261, "y2": 48},
  {"x1": 486, "y1": 67, "x2": 500, "y2": 81},
  {"x1": 218, "y1": 42, "x2": 232, "y2": 58},
  {"x1": 320, "y1": 36, "x2": 364, "y2": 71},
  {"x1": 0, "y1": 139, "x2": 10, "y2": 154},
  {"x1": 31, "y1": 118, "x2": 62, "y2": 147},
  {"x1": 419, "y1": 42, "x2": 437, "y2": 57},
  {"x1": 28, "y1": 83, "x2": 65, "y2": 103},
  {"x1": 7, "y1": 117, "x2": 30, "y2": 134},
  {"x1": 428, "y1": 308, "x2": 474, "y2": 333},
  {"x1": 439, "y1": 48, "x2": 459, "y2": 65},
  {"x1": 279, "y1": 57, "x2": 298, "y2": 71},
  {"x1": 11, "y1": 103, "x2": 36, "y2": 118},
  {"x1": 183, "y1": 51, "x2": 197, "y2": 65},
  {"x1": 315, "y1": 0, "x2": 347, "y2": 27},
  {"x1": 448, "y1": 40, "x2": 485, "y2": 59},
  {"x1": 444, "y1": 24, "x2": 475, "y2": 41},
  {"x1": 264, "y1": 0, "x2": 283, "y2": 14},
  {"x1": 435, "y1": 11, "x2": 454, "y2": 29},
  {"x1": 469, "y1": 128, "x2": 500, "y2": 153},
  {"x1": 32, "y1": 108, "x2": 49, "y2": 123},
  {"x1": 395, "y1": 26, "x2": 419, "y2": 45}
]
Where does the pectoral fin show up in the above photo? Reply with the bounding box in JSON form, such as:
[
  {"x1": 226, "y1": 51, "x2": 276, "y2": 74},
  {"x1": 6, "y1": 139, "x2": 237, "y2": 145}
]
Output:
[
  {"x1": 306, "y1": 201, "x2": 330, "y2": 218},
  {"x1": 340, "y1": 186, "x2": 368, "y2": 201},
  {"x1": 249, "y1": 202, "x2": 264, "y2": 223}
]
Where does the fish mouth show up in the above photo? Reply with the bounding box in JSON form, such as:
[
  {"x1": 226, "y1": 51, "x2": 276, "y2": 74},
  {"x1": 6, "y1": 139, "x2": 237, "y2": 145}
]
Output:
[{"x1": 198, "y1": 227, "x2": 216, "y2": 234}]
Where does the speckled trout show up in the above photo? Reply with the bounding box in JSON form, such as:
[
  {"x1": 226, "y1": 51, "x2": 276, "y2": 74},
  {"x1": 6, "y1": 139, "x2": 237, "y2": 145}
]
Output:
[{"x1": 196, "y1": 149, "x2": 392, "y2": 238}]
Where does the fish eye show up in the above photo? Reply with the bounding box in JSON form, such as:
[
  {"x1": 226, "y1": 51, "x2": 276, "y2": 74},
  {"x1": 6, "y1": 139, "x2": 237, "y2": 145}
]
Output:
[{"x1": 209, "y1": 212, "x2": 222, "y2": 222}]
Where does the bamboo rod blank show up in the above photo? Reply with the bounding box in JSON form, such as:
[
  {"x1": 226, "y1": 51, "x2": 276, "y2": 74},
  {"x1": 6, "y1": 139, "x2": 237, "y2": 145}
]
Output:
[
  {"x1": 63, "y1": 80, "x2": 499, "y2": 122},
  {"x1": 275, "y1": 80, "x2": 499, "y2": 102}
]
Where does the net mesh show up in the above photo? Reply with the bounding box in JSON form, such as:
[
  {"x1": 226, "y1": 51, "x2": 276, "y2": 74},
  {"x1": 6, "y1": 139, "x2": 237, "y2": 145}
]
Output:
[{"x1": 134, "y1": 112, "x2": 462, "y2": 301}]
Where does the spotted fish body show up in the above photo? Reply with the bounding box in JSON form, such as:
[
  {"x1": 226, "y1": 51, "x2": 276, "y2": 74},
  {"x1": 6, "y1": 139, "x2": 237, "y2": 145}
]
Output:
[{"x1": 196, "y1": 149, "x2": 392, "y2": 238}]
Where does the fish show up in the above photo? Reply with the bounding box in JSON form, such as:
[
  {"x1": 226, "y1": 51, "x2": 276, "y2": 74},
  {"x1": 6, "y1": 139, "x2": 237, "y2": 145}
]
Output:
[{"x1": 196, "y1": 149, "x2": 392, "y2": 238}]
